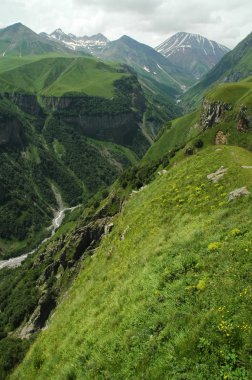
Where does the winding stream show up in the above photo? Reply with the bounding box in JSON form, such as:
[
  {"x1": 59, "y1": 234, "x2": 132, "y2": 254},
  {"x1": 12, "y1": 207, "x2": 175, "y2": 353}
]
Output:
[{"x1": 0, "y1": 189, "x2": 79, "y2": 270}]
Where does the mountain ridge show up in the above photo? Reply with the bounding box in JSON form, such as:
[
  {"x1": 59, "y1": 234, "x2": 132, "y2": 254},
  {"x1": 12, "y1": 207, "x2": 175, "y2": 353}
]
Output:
[
  {"x1": 156, "y1": 32, "x2": 230, "y2": 80},
  {"x1": 0, "y1": 23, "x2": 82, "y2": 57},
  {"x1": 43, "y1": 28, "x2": 109, "y2": 55}
]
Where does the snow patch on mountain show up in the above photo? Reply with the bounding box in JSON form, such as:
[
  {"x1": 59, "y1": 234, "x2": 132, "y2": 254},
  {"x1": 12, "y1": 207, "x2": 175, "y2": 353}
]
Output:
[
  {"x1": 43, "y1": 28, "x2": 110, "y2": 54},
  {"x1": 156, "y1": 32, "x2": 230, "y2": 59},
  {"x1": 155, "y1": 32, "x2": 230, "y2": 80}
]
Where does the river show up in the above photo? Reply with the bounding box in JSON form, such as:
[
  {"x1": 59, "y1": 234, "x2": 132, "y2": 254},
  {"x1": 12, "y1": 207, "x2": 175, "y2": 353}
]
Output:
[{"x1": 0, "y1": 188, "x2": 79, "y2": 270}]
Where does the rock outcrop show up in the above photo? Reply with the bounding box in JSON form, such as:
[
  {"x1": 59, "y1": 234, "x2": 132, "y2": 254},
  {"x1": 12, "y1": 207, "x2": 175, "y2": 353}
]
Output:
[
  {"x1": 228, "y1": 186, "x2": 250, "y2": 201},
  {"x1": 207, "y1": 166, "x2": 228, "y2": 183},
  {"x1": 215, "y1": 131, "x2": 228, "y2": 145},
  {"x1": 19, "y1": 214, "x2": 115, "y2": 338},
  {"x1": 236, "y1": 106, "x2": 250, "y2": 132},
  {"x1": 200, "y1": 98, "x2": 232, "y2": 130},
  {"x1": 3, "y1": 93, "x2": 45, "y2": 117}
]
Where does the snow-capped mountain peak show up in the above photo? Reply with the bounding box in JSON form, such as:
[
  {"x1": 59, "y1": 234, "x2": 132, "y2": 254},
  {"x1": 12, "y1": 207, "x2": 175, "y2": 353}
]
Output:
[
  {"x1": 156, "y1": 32, "x2": 230, "y2": 80},
  {"x1": 156, "y1": 32, "x2": 229, "y2": 58},
  {"x1": 44, "y1": 28, "x2": 110, "y2": 54}
]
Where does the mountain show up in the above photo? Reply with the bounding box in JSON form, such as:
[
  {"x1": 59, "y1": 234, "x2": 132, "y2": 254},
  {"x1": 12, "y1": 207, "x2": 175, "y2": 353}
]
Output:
[
  {"x1": 42, "y1": 31, "x2": 193, "y2": 95},
  {"x1": 9, "y1": 78, "x2": 252, "y2": 378},
  {"x1": 0, "y1": 22, "x2": 183, "y2": 136},
  {"x1": 0, "y1": 23, "x2": 79, "y2": 57},
  {"x1": 43, "y1": 28, "x2": 109, "y2": 55},
  {"x1": 98, "y1": 35, "x2": 193, "y2": 94},
  {"x1": 42, "y1": 28, "x2": 189, "y2": 123},
  {"x1": 156, "y1": 32, "x2": 230, "y2": 80},
  {"x1": 183, "y1": 31, "x2": 252, "y2": 108}
]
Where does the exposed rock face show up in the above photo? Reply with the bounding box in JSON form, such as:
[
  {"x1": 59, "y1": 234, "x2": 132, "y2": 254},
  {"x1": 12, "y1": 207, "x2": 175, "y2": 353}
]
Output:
[
  {"x1": 229, "y1": 186, "x2": 250, "y2": 201},
  {"x1": 207, "y1": 166, "x2": 228, "y2": 183},
  {"x1": 42, "y1": 96, "x2": 73, "y2": 110},
  {"x1": 20, "y1": 292, "x2": 56, "y2": 338},
  {"x1": 236, "y1": 106, "x2": 250, "y2": 132},
  {"x1": 215, "y1": 131, "x2": 228, "y2": 145},
  {"x1": 3, "y1": 93, "x2": 44, "y2": 116},
  {"x1": 19, "y1": 215, "x2": 115, "y2": 338},
  {"x1": 62, "y1": 217, "x2": 111, "y2": 265},
  {"x1": 200, "y1": 98, "x2": 232, "y2": 130},
  {"x1": 41, "y1": 85, "x2": 146, "y2": 146},
  {"x1": 64, "y1": 112, "x2": 139, "y2": 145}
]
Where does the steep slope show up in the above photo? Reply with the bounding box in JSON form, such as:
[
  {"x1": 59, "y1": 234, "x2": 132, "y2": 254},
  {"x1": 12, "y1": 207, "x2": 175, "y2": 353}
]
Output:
[
  {"x1": 183, "y1": 31, "x2": 252, "y2": 108},
  {"x1": 156, "y1": 32, "x2": 229, "y2": 80},
  {"x1": 98, "y1": 35, "x2": 193, "y2": 93},
  {"x1": 145, "y1": 77, "x2": 252, "y2": 162},
  {"x1": 0, "y1": 56, "x2": 149, "y2": 259},
  {"x1": 0, "y1": 23, "x2": 78, "y2": 57},
  {"x1": 11, "y1": 143, "x2": 252, "y2": 379},
  {"x1": 2, "y1": 72, "x2": 252, "y2": 379},
  {"x1": 43, "y1": 28, "x2": 109, "y2": 55}
]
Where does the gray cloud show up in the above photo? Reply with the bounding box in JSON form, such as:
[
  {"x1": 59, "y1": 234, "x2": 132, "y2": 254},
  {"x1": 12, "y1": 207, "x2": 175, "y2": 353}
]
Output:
[
  {"x1": 0, "y1": 0, "x2": 251, "y2": 48},
  {"x1": 73, "y1": 0, "x2": 164, "y2": 14}
]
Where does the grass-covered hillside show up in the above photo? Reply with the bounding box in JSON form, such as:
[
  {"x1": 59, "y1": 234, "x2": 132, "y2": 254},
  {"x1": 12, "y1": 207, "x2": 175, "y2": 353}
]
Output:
[
  {"x1": 145, "y1": 77, "x2": 252, "y2": 163},
  {"x1": 144, "y1": 110, "x2": 200, "y2": 162},
  {"x1": 12, "y1": 144, "x2": 252, "y2": 379},
  {"x1": 0, "y1": 56, "x2": 128, "y2": 98},
  {"x1": 206, "y1": 76, "x2": 252, "y2": 108}
]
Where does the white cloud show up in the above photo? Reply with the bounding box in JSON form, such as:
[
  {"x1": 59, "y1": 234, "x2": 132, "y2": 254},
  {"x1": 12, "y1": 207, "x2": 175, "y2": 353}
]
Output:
[{"x1": 0, "y1": 0, "x2": 251, "y2": 48}]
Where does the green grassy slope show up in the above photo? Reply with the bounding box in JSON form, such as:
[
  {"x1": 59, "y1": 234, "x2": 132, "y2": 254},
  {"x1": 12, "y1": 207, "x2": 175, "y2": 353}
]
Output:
[
  {"x1": 12, "y1": 145, "x2": 252, "y2": 379},
  {"x1": 183, "y1": 32, "x2": 252, "y2": 108},
  {"x1": 144, "y1": 110, "x2": 200, "y2": 161},
  {"x1": 145, "y1": 78, "x2": 252, "y2": 163},
  {"x1": 206, "y1": 77, "x2": 252, "y2": 108},
  {"x1": 0, "y1": 56, "x2": 128, "y2": 98}
]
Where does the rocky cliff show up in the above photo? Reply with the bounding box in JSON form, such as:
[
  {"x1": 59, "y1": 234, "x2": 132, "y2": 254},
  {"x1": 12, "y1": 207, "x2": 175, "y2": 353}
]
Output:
[
  {"x1": 19, "y1": 192, "x2": 121, "y2": 338},
  {"x1": 0, "y1": 74, "x2": 147, "y2": 149},
  {"x1": 200, "y1": 98, "x2": 232, "y2": 130},
  {"x1": 200, "y1": 97, "x2": 251, "y2": 134},
  {"x1": 3, "y1": 93, "x2": 45, "y2": 117}
]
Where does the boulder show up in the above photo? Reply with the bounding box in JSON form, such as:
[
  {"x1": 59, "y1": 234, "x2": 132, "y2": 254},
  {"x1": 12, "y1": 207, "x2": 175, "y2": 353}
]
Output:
[
  {"x1": 200, "y1": 98, "x2": 232, "y2": 130},
  {"x1": 236, "y1": 106, "x2": 250, "y2": 132},
  {"x1": 207, "y1": 166, "x2": 228, "y2": 183},
  {"x1": 228, "y1": 187, "x2": 250, "y2": 201},
  {"x1": 215, "y1": 131, "x2": 228, "y2": 145}
]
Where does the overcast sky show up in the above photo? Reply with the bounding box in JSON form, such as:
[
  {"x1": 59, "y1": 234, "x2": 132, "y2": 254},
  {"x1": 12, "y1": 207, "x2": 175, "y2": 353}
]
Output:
[{"x1": 0, "y1": 0, "x2": 251, "y2": 48}]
